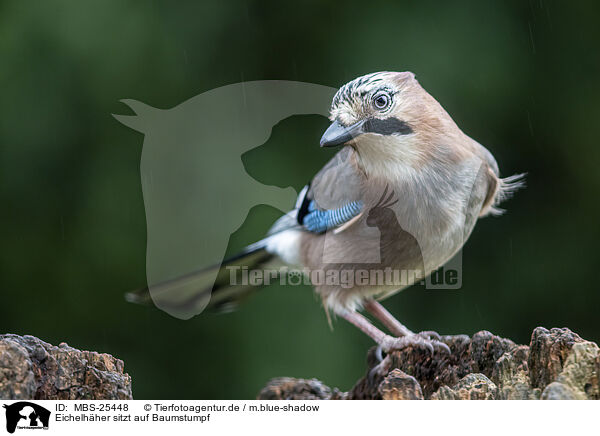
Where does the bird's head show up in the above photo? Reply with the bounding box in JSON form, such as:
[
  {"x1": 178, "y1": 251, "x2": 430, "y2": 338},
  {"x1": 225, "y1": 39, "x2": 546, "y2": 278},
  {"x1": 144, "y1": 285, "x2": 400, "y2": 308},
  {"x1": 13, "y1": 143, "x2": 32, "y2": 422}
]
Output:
[{"x1": 321, "y1": 72, "x2": 461, "y2": 177}]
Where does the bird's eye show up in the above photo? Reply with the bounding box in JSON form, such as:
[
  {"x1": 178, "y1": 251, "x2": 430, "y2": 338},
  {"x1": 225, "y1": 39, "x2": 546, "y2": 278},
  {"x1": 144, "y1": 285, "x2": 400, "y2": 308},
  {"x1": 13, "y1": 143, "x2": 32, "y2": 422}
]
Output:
[{"x1": 372, "y1": 92, "x2": 392, "y2": 111}]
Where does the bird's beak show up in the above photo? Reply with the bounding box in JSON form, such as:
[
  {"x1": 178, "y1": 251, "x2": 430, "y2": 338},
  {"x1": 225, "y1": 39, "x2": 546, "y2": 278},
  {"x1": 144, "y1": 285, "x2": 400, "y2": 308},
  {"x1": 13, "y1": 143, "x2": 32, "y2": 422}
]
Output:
[{"x1": 320, "y1": 120, "x2": 365, "y2": 147}]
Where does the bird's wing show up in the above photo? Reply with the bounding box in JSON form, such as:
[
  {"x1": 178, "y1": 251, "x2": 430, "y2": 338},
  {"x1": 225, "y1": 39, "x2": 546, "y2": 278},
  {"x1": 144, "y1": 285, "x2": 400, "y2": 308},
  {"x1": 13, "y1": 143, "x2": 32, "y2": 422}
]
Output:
[{"x1": 295, "y1": 146, "x2": 367, "y2": 233}]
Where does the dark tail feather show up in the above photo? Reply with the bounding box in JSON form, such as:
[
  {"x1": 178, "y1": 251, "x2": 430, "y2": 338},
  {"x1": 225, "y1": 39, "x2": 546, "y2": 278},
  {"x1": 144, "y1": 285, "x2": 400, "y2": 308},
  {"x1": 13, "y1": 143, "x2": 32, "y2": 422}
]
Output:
[{"x1": 125, "y1": 242, "x2": 276, "y2": 314}]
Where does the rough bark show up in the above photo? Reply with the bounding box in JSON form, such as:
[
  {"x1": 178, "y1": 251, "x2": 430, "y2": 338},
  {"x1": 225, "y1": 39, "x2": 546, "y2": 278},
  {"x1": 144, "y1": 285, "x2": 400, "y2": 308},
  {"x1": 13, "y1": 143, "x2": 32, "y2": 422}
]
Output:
[
  {"x1": 258, "y1": 327, "x2": 600, "y2": 400},
  {"x1": 0, "y1": 334, "x2": 132, "y2": 400}
]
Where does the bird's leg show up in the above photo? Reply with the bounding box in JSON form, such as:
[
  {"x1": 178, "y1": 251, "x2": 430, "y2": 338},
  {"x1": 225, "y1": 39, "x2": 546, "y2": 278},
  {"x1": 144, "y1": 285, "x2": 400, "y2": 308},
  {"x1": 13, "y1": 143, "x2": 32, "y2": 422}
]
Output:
[
  {"x1": 363, "y1": 299, "x2": 413, "y2": 337},
  {"x1": 337, "y1": 309, "x2": 389, "y2": 344},
  {"x1": 364, "y1": 299, "x2": 444, "y2": 342},
  {"x1": 337, "y1": 306, "x2": 450, "y2": 354}
]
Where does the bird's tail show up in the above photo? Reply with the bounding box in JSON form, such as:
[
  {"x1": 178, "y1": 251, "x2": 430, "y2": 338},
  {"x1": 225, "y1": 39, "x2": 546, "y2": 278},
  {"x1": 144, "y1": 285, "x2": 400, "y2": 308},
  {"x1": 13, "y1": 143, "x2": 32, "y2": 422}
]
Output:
[{"x1": 125, "y1": 238, "x2": 282, "y2": 314}]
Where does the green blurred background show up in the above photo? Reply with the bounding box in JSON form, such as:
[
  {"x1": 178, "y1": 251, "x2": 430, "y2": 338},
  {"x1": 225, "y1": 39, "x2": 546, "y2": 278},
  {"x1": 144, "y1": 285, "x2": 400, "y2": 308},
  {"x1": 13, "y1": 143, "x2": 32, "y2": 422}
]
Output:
[{"x1": 1, "y1": 0, "x2": 599, "y2": 399}]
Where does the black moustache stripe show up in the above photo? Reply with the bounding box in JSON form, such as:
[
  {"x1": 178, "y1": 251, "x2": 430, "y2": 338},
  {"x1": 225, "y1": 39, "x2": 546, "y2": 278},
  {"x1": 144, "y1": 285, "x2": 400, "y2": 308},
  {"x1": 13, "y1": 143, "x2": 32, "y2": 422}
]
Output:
[{"x1": 363, "y1": 117, "x2": 413, "y2": 136}]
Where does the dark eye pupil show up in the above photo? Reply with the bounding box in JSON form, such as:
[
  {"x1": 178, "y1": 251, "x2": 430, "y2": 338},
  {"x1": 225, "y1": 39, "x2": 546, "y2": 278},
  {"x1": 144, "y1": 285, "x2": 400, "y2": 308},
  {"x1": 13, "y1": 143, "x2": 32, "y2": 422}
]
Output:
[{"x1": 375, "y1": 95, "x2": 388, "y2": 109}]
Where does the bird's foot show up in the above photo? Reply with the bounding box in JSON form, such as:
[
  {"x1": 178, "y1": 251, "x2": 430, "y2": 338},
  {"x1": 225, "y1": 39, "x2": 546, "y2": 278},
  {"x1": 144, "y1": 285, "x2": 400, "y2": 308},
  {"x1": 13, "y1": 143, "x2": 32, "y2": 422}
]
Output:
[{"x1": 380, "y1": 333, "x2": 451, "y2": 355}]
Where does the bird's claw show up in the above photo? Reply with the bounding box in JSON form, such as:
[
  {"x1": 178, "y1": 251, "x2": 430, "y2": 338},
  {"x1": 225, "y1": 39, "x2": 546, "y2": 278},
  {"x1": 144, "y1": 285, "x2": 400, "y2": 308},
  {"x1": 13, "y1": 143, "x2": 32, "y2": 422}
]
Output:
[
  {"x1": 381, "y1": 334, "x2": 451, "y2": 355},
  {"x1": 416, "y1": 330, "x2": 442, "y2": 341},
  {"x1": 433, "y1": 340, "x2": 451, "y2": 354},
  {"x1": 375, "y1": 344, "x2": 384, "y2": 363}
]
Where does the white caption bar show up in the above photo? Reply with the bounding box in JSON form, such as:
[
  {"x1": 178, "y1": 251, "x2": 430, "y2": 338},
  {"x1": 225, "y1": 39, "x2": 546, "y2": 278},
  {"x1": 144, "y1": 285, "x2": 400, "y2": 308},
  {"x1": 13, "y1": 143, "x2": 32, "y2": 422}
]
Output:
[{"x1": 0, "y1": 400, "x2": 596, "y2": 436}]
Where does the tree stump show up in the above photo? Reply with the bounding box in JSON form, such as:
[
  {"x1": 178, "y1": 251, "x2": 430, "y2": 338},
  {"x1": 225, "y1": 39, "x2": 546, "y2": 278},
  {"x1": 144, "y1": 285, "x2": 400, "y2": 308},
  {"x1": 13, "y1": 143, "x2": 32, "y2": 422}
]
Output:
[
  {"x1": 258, "y1": 327, "x2": 600, "y2": 400},
  {"x1": 0, "y1": 334, "x2": 132, "y2": 400}
]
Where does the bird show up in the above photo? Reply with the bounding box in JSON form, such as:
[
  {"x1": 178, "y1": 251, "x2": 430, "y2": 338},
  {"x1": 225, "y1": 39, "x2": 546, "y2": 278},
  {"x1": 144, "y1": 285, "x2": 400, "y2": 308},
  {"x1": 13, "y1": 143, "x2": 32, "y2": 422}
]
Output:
[{"x1": 127, "y1": 71, "x2": 524, "y2": 354}]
